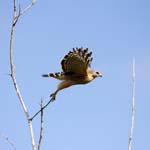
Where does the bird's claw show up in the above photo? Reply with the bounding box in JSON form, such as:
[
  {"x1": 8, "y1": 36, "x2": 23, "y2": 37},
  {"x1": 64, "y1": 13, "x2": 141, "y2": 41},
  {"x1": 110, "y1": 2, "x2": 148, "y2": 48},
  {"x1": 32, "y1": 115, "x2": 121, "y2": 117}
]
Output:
[{"x1": 50, "y1": 93, "x2": 56, "y2": 101}]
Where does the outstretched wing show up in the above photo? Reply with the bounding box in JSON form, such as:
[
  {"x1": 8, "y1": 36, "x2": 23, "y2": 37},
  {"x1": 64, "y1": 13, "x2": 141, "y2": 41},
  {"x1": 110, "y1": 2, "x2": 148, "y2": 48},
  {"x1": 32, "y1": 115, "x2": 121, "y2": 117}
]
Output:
[{"x1": 61, "y1": 47, "x2": 93, "y2": 76}]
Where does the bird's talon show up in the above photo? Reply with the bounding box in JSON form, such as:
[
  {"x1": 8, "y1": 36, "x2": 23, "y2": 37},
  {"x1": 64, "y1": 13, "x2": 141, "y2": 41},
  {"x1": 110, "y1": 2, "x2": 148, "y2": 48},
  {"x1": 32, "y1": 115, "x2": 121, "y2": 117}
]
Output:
[{"x1": 50, "y1": 93, "x2": 56, "y2": 101}]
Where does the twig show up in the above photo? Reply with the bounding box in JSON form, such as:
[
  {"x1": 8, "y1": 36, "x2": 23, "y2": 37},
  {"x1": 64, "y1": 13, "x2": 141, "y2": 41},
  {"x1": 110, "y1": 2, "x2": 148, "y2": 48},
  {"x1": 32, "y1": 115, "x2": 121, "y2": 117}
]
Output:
[
  {"x1": 0, "y1": 134, "x2": 17, "y2": 150},
  {"x1": 30, "y1": 98, "x2": 54, "y2": 121},
  {"x1": 10, "y1": 0, "x2": 37, "y2": 150},
  {"x1": 20, "y1": 0, "x2": 37, "y2": 15},
  {"x1": 38, "y1": 98, "x2": 44, "y2": 150},
  {"x1": 128, "y1": 59, "x2": 135, "y2": 150}
]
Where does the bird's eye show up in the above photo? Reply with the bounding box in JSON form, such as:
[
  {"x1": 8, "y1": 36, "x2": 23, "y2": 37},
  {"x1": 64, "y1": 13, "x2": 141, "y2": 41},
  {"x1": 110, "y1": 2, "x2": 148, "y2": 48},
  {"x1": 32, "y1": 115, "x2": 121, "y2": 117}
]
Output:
[{"x1": 96, "y1": 72, "x2": 99, "y2": 74}]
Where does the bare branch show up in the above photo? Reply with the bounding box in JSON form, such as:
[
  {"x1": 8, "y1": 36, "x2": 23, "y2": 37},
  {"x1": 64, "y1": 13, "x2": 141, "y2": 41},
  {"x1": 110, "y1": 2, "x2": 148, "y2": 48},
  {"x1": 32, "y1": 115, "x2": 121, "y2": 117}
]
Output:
[
  {"x1": 9, "y1": 0, "x2": 37, "y2": 150},
  {"x1": 128, "y1": 59, "x2": 136, "y2": 150},
  {"x1": 30, "y1": 98, "x2": 54, "y2": 121},
  {"x1": 38, "y1": 98, "x2": 44, "y2": 150},
  {"x1": 20, "y1": 0, "x2": 37, "y2": 15},
  {"x1": 0, "y1": 134, "x2": 17, "y2": 150}
]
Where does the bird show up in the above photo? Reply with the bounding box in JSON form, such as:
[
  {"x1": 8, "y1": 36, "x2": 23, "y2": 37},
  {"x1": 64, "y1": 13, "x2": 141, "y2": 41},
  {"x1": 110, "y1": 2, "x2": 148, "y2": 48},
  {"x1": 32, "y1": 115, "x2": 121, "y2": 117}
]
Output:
[{"x1": 42, "y1": 47, "x2": 102, "y2": 100}]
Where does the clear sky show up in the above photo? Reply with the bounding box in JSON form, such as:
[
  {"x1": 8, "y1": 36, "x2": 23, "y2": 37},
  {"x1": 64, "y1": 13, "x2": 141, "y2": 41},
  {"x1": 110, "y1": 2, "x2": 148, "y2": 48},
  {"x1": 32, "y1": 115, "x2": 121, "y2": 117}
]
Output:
[{"x1": 0, "y1": 0, "x2": 150, "y2": 150}]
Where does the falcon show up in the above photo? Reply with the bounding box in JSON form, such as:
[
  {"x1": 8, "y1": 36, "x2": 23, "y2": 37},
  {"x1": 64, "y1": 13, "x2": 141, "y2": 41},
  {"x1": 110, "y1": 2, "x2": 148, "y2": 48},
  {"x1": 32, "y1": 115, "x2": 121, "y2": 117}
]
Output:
[{"x1": 42, "y1": 47, "x2": 102, "y2": 100}]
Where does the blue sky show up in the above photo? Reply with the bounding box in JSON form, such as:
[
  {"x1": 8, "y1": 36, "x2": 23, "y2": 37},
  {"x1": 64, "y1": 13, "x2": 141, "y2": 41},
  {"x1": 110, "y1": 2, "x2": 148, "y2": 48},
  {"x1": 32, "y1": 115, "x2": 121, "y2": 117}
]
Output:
[{"x1": 0, "y1": 0, "x2": 150, "y2": 150}]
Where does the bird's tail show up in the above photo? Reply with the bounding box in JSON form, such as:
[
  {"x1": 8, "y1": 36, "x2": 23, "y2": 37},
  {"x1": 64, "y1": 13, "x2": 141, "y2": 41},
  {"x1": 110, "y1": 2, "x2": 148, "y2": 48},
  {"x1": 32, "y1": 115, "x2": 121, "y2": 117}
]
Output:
[
  {"x1": 42, "y1": 72, "x2": 65, "y2": 80},
  {"x1": 42, "y1": 73, "x2": 55, "y2": 77}
]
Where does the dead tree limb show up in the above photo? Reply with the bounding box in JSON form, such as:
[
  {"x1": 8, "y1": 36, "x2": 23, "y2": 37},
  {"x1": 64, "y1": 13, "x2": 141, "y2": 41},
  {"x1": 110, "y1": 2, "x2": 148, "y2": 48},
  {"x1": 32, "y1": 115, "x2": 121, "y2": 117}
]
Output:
[
  {"x1": 38, "y1": 98, "x2": 44, "y2": 150},
  {"x1": 0, "y1": 134, "x2": 17, "y2": 150},
  {"x1": 20, "y1": 0, "x2": 37, "y2": 15},
  {"x1": 128, "y1": 59, "x2": 136, "y2": 150},
  {"x1": 9, "y1": 0, "x2": 37, "y2": 150},
  {"x1": 30, "y1": 98, "x2": 53, "y2": 121}
]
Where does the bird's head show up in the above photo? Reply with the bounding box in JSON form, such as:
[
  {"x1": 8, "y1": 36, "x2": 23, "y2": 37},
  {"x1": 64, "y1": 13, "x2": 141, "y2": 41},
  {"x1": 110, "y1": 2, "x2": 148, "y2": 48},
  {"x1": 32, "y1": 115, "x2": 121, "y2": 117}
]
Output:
[{"x1": 92, "y1": 71, "x2": 102, "y2": 78}]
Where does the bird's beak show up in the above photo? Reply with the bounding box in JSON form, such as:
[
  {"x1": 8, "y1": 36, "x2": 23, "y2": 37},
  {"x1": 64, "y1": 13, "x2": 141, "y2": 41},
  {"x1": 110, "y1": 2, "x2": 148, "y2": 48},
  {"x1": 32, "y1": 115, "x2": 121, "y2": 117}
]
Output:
[{"x1": 99, "y1": 72, "x2": 102, "y2": 77}]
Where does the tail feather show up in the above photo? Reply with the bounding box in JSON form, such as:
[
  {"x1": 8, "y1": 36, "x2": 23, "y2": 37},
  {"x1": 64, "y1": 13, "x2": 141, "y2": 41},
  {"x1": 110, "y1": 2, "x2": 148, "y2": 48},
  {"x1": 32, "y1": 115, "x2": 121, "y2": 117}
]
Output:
[
  {"x1": 42, "y1": 73, "x2": 54, "y2": 77},
  {"x1": 42, "y1": 72, "x2": 65, "y2": 80}
]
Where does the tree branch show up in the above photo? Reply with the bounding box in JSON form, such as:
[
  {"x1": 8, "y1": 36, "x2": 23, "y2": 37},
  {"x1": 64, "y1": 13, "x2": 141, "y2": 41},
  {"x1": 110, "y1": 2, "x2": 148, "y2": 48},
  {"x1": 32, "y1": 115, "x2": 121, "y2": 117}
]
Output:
[
  {"x1": 128, "y1": 59, "x2": 136, "y2": 150},
  {"x1": 30, "y1": 98, "x2": 54, "y2": 121},
  {"x1": 0, "y1": 134, "x2": 16, "y2": 150},
  {"x1": 38, "y1": 98, "x2": 44, "y2": 150},
  {"x1": 20, "y1": 0, "x2": 37, "y2": 15},
  {"x1": 9, "y1": 0, "x2": 37, "y2": 150}
]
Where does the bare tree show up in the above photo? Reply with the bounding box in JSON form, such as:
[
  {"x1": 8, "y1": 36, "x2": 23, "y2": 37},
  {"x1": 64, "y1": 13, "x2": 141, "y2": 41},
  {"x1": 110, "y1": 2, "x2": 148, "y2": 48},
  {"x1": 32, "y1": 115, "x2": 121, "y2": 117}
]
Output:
[{"x1": 9, "y1": 0, "x2": 39, "y2": 150}]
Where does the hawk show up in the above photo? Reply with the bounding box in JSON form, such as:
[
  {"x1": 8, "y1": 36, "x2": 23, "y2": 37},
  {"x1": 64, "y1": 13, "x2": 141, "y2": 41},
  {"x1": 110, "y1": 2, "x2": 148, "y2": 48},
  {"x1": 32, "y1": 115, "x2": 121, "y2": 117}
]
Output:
[{"x1": 42, "y1": 47, "x2": 102, "y2": 100}]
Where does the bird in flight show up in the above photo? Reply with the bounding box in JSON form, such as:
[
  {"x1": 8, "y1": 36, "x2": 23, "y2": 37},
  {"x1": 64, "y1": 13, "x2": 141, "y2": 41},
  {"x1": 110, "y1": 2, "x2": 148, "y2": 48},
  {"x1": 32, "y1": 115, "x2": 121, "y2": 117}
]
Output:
[{"x1": 42, "y1": 47, "x2": 102, "y2": 100}]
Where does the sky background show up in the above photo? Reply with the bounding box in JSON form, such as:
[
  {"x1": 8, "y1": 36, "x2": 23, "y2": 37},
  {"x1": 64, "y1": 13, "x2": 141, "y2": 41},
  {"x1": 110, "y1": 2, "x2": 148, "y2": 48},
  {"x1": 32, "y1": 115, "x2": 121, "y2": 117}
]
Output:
[{"x1": 0, "y1": 0, "x2": 150, "y2": 150}]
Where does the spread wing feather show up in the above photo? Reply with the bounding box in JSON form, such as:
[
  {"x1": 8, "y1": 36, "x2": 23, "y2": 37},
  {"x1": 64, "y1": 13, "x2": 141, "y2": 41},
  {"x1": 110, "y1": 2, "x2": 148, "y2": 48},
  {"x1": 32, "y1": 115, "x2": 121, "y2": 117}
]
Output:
[{"x1": 61, "y1": 47, "x2": 93, "y2": 76}]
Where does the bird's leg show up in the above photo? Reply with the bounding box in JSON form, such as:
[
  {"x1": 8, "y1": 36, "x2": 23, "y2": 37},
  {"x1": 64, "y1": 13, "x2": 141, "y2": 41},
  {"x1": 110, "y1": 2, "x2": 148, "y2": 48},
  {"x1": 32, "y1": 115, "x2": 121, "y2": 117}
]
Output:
[
  {"x1": 50, "y1": 90, "x2": 58, "y2": 101},
  {"x1": 50, "y1": 80, "x2": 75, "y2": 100}
]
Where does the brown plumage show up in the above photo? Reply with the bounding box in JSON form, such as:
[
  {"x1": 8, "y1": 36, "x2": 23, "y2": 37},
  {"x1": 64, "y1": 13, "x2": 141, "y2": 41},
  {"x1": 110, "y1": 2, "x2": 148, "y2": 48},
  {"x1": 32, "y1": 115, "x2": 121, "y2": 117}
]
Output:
[{"x1": 42, "y1": 47, "x2": 102, "y2": 100}]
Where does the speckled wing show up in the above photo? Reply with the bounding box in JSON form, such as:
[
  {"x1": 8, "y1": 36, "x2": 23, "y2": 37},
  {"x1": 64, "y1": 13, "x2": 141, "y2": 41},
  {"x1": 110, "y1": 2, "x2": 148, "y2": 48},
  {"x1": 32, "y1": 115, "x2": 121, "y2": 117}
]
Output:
[{"x1": 61, "y1": 47, "x2": 93, "y2": 76}]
